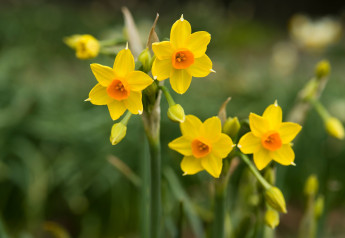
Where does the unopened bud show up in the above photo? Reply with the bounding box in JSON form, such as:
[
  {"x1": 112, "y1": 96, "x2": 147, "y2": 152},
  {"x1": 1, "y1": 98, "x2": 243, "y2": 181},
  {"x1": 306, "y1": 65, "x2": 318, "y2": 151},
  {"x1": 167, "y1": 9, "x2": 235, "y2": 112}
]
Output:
[
  {"x1": 110, "y1": 123, "x2": 127, "y2": 145},
  {"x1": 315, "y1": 60, "x2": 331, "y2": 79},
  {"x1": 167, "y1": 104, "x2": 185, "y2": 123},
  {"x1": 304, "y1": 174, "x2": 318, "y2": 196},
  {"x1": 314, "y1": 195, "x2": 324, "y2": 219},
  {"x1": 265, "y1": 209, "x2": 280, "y2": 229},
  {"x1": 265, "y1": 186, "x2": 287, "y2": 213},
  {"x1": 325, "y1": 117, "x2": 344, "y2": 140},
  {"x1": 223, "y1": 117, "x2": 240, "y2": 139},
  {"x1": 138, "y1": 48, "x2": 152, "y2": 73}
]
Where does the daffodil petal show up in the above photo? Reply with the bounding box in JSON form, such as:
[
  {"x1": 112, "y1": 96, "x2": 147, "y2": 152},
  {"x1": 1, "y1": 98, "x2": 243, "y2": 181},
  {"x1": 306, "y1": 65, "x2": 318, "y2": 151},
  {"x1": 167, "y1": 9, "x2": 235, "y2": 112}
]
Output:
[
  {"x1": 107, "y1": 100, "x2": 127, "y2": 120},
  {"x1": 278, "y1": 122, "x2": 302, "y2": 144},
  {"x1": 152, "y1": 59, "x2": 172, "y2": 81},
  {"x1": 238, "y1": 132, "x2": 262, "y2": 154},
  {"x1": 90, "y1": 64, "x2": 115, "y2": 86},
  {"x1": 202, "y1": 116, "x2": 222, "y2": 142},
  {"x1": 201, "y1": 154, "x2": 222, "y2": 178},
  {"x1": 212, "y1": 134, "x2": 234, "y2": 158},
  {"x1": 187, "y1": 54, "x2": 212, "y2": 78},
  {"x1": 168, "y1": 136, "x2": 192, "y2": 156},
  {"x1": 270, "y1": 144, "x2": 295, "y2": 166},
  {"x1": 263, "y1": 103, "x2": 282, "y2": 130},
  {"x1": 253, "y1": 148, "x2": 272, "y2": 170},
  {"x1": 124, "y1": 91, "x2": 143, "y2": 114},
  {"x1": 181, "y1": 156, "x2": 204, "y2": 175},
  {"x1": 187, "y1": 31, "x2": 211, "y2": 58},
  {"x1": 170, "y1": 18, "x2": 191, "y2": 49},
  {"x1": 113, "y1": 48, "x2": 135, "y2": 78},
  {"x1": 181, "y1": 115, "x2": 202, "y2": 140},
  {"x1": 170, "y1": 69, "x2": 192, "y2": 94},
  {"x1": 89, "y1": 83, "x2": 112, "y2": 105},
  {"x1": 249, "y1": 113, "x2": 270, "y2": 137},
  {"x1": 152, "y1": 41, "x2": 173, "y2": 60},
  {"x1": 126, "y1": 71, "x2": 153, "y2": 91}
]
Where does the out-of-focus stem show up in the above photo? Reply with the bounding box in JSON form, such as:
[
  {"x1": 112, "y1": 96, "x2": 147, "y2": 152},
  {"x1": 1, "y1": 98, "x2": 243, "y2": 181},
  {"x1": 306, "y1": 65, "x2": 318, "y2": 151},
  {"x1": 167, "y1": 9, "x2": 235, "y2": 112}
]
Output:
[{"x1": 239, "y1": 154, "x2": 271, "y2": 190}]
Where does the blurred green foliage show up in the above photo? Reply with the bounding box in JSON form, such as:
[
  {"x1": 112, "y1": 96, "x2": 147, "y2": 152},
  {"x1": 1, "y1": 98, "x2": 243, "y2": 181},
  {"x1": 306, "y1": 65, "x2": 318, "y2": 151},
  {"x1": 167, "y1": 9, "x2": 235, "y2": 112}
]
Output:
[{"x1": 1, "y1": 1, "x2": 345, "y2": 238}]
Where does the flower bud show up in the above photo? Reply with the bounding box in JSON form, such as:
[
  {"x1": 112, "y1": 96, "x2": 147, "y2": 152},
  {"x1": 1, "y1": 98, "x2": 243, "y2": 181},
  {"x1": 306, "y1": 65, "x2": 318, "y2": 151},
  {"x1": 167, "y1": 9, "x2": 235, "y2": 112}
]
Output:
[
  {"x1": 167, "y1": 104, "x2": 185, "y2": 123},
  {"x1": 264, "y1": 186, "x2": 287, "y2": 213},
  {"x1": 325, "y1": 117, "x2": 344, "y2": 140},
  {"x1": 304, "y1": 174, "x2": 318, "y2": 196},
  {"x1": 110, "y1": 123, "x2": 127, "y2": 145},
  {"x1": 64, "y1": 34, "x2": 100, "y2": 60},
  {"x1": 315, "y1": 60, "x2": 331, "y2": 79},
  {"x1": 314, "y1": 195, "x2": 324, "y2": 219},
  {"x1": 222, "y1": 117, "x2": 240, "y2": 139},
  {"x1": 265, "y1": 209, "x2": 280, "y2": 229},
  {"x1": 138, "y1": 48, "x2": 152, "y2": 73}
]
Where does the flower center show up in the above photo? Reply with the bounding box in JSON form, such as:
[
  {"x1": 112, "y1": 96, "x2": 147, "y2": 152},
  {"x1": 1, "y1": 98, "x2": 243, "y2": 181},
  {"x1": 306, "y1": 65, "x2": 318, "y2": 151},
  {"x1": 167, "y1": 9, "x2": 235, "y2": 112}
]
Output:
[
  {"x1": 107, "y1": 79, "x2": 130, "y2": 100},
  {"x1": 172, "y1": 49, "x2": 194, "y2": 69},
  {"x1": 191, "y1": 139, "x2": 211, "y2": 158},
  {"x1": 261, "y1": 131, "x2": 282, "y2": 151}
]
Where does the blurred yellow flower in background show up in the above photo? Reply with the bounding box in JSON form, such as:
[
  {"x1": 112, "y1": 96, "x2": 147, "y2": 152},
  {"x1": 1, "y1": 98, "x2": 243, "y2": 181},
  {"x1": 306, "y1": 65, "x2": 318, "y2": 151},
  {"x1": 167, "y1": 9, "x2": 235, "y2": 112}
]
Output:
[
  {"x1": 87, "y1": 48, "x2": 153, "y2": 120},
  {"x1": 289, "y1": 14, "x2": 342, "y2": 51},
  {"x1": 169, "y1": 115, "x2": 234, "y2": 178},
  {"x1": 64, "y1": 34, "x2": 100, "y2": 59},
  {"x1": 152, "y1": 15, "x2": 213, "y2": 94},
  {"x1": 238, "y1": 101, "x2": 302, "y2": 170}
]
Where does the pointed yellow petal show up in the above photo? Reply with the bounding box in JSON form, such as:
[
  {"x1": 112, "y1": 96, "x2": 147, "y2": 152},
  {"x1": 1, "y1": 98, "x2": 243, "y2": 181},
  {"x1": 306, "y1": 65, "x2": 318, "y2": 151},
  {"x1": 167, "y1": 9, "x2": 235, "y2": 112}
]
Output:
[
  {"x1": 201, "y1": 154, "x2": 222, "y2": 178},
  {"x1": 152, "y1": 41, "x2": 173, "y2": 60},
  {"x1": 152, "y1": 58, "x2": 172, "y2": 81},
  {"x1": 89, "y1": 83, "x2": 112, "y2": 105},
  {"x1": 238, "y1": 132, "x2": 261, "y2": 154},
  {"x1": 170, "y1": 18, "x2": 191, "y2": 49},
  {"x1": 168, "y1": 136, "x2": 192, "y2": 156},
  {"x1": 90, "y1": 64, "x2": 115, "y2": 86},
  {"x1": 253, "y1": 148, "x2": 272, "y2": 170},
  {"x1": 278, "y1": 122, "x2": 302, "y2": 144},
  {"x1": 113, "y1": 48, "x2": 135, "y2": 77},
  {"x1": 187, "y1": 31, "x2": 211, "y2": 58},
  {"x1": 270, "y1": 144, "x2": 295, "y2": 166},
  {"x1": 187, "y1": 54, "x2": 212, "y2": 78},
  {"x1": 107, "y1": 100, "x2": 127, "y2": 120},
  {"x1": 263, "y1": 103, "x2": 282, "y2": 130},
  {"x1": 202, "y1": 116, "x2": 222, "y2": 142},
  {"x1": 212, "y1": 134, "x2": 234, "y2": 158},
  {"x1": 124, "y1": 91, "x2": 143, "y2": 114},
  {"x1": 170, "y1": 69, "x2": 192, "y2": 94},
  {"x1": 181, "y1": 156, "x2": 203, "y2": 175},
  {"x1": 126, "y1": 71, "x2": 153, "y2": 91},
  {"x1": 249, "y1": 113, "x2": 270, "y2": 137},
  {"x1": 180, "y1": 115, "x2": 202, "y2": 140}
]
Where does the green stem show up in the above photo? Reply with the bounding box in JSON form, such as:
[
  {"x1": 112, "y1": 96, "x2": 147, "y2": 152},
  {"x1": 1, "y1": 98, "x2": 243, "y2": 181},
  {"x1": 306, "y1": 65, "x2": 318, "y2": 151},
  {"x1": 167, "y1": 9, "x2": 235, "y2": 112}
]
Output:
[
  {"x1": 121, "y1": 111, "x2": 132, "y2": 125},
  {"x1": 309, "y1": 99, "x2": 330, "y2": 121},
  {"x1": 147, "y1": 134, "x2": 161, "y2": 238},
  {"x1": 212, "y1": 182, "x2": 227, "y2": 238},
  {"x1": 159, "y1": 85, "x2": 176, "y2": 107},
  {"x1": 239, "y1": 153, "x2": 271, "y2": 190},
  {"x1": 212, "y1": 160, "x2": 231, "y2": 238}
]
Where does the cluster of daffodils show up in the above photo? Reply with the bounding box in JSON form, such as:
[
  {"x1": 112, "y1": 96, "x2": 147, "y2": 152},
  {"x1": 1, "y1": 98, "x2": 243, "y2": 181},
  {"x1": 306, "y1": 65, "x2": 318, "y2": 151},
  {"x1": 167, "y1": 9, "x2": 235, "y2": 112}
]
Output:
[
  {"x1": 66, "y1": 14, "x2": 305, "y2": 181},
  {"x1": 65, "y1": 13, "x2": 321, "y2": 233}
]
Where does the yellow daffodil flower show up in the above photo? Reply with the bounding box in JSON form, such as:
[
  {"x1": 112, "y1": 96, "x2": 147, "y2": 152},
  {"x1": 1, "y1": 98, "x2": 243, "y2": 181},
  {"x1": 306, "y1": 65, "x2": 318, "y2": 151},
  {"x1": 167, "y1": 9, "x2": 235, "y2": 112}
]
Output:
[
  {"x1": 87, "y1": 47, "x2": 153, "y2": 120},
  {"x1": 64, "y1": 34, "x2": 100, "y2": 60},
  {"x1": 238, "y1": 101, "x2": 302, "y2": 170},
  {"x1": 169, "y1": 115, "x2": 234, "y2": 178},
  {"x1": 152, "y1": 15, "x2": 213, "y2": 94}
]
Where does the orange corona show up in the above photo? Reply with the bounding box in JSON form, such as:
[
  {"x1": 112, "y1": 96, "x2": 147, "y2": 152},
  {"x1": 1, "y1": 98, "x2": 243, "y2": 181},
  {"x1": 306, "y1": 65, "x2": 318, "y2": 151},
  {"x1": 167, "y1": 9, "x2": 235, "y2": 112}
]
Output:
[{"x1": 107, "y1": 79, "x2": 130, "y2": 100}]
